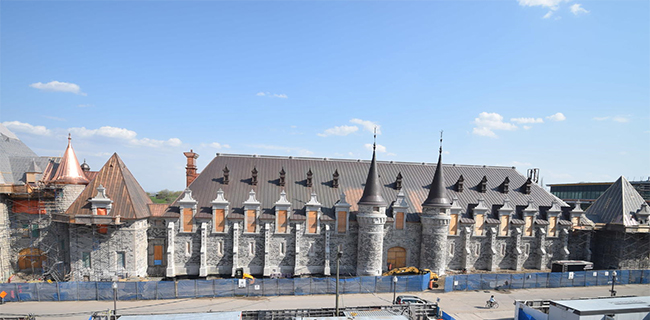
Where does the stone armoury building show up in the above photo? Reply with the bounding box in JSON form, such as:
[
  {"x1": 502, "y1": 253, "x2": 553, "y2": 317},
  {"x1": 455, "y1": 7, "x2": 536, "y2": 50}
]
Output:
[{"x1": 0, "y1": 123, "x2": 648, "y2": 282}]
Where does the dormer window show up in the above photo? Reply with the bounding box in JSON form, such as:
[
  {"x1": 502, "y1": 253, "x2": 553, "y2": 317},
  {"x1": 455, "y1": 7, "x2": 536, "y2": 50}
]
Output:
[
  {"x1": 332, "y1": 169, "x2": 339, "y2": 188},
  {"x1": 279, "y1": 168, "x2": 286, "y2": 187},
  {"x1": 306, "y1": 169, "x2": 313, "y2": 187},
  {"x1": 501, "y1": 177, "x2": 510, "y2": 193},
  {"x1": 223, "y1": 166, "x2": 230, "y2": 185},
  {"x1": 395, "y1": 172, "x2": 403, "y2": 190},
  {"x1": 456, "y1": 175, "x2": 464, "y2": 192},
  {"x1": 178, "y1": 188, "x2": 198, "y2": 233},
  {"x1": 479, "y1": 176, "x2": 487, "y2": 193},
  {"x1": 251, "y1": 167, "x2": 258, "y2": 185},
  {"x1": 523, "y1": 177, "x2": 532, "y2": 195}
]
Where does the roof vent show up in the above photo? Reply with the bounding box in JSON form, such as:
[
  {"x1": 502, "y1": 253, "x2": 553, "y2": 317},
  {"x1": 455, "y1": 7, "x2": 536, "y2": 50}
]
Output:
[
  {"x1": 456, "y1": 175, "x2": 464, "y2": 192},
  {"x1": 332, "y1": 169, "x2": 339, "y2": 188},
  {"x1": 223, "y1": 166, "x2": 229, "y2": 185},
  {"x1": 306, "y1": 168, "x2": 313, "y2": 187},
  {"x1": 279, "y1": 167, "x2": 286, "y2": 187},
  {"x1": 395, "y1": 172, "x2": 403, "y2": 190},
  {"x1": 501, "y1": 177, "x2": 510, "y2": 194},
  {"x1": 478, "y1": 176, "x2": 487, "y2": 193},
  {"x1": 251, "y1": 167, "x2": 258, "y2": 185}
]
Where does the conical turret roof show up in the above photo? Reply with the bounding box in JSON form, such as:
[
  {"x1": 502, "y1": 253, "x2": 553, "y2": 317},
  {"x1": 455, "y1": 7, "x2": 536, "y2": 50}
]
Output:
[
  {"x1": 357, "y1": 142, "x2": 387, "y2": 207},
  {"x1": 422, "y1": 140, "x2": 451, "y2": 208},
  {"x1": 51, "y1": 134, "x2": 89, "y2": 185}
]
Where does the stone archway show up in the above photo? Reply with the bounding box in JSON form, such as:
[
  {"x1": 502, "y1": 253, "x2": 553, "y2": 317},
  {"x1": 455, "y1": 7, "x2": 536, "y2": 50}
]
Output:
[
  {"x1": 18, "y1": 248, "x2": 46, "y2": 270},
  {"x1": 387, "y1": 247, "x2": 407, "y2": 269}
]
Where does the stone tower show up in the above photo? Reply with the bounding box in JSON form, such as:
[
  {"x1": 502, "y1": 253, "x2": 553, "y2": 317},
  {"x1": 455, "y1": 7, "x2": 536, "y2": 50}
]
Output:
[
  {"x1": 51, "y1": 134, "x2": 89, "y2": 214},
  {"x1": 356, "y1": 139, "x2": 387, "y2": 276},
  {"x1": 420, "y1": 137, "x2": 451, "y2": 276}
]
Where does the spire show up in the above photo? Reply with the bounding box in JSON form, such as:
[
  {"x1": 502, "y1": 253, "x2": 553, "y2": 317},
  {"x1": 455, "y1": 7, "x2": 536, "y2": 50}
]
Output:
[
  {"x1": 51, "y1": 134, "x2": 89, "y2": 185},
  {"x1": 422, "y1": 131, "x2": 451, "y2": 208},
  {"x1": 358, "y1": 129, "x2": 386, "y2": 207}
]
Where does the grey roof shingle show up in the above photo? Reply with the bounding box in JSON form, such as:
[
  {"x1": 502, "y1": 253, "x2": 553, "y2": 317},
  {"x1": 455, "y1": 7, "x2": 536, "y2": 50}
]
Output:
[
  {"x1": 168, "y1": 154, "x2": 568, "y2": 221},
  {"x1": 585, "y1": 176, "x2": 646, "y2": 226}
]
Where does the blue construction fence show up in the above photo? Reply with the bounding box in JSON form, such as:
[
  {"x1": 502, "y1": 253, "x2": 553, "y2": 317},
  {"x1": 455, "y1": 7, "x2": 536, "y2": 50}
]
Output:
[
  {"x1": 0, "y1": 274, "x2": 429, "y2": 302},
  {"x1": 443, "y1": 269, "x2": 650, "y2": 292}
]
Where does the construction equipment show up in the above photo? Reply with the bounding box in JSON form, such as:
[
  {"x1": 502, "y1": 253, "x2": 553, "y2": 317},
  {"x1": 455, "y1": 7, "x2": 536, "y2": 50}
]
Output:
[{"x1": 383, "y1": 267, "x2": 439, "y2": 288}]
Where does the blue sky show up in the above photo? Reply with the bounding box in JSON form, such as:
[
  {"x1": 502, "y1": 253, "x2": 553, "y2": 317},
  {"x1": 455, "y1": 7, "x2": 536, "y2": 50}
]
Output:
[{"x1": 1, "y1": 0, "x2": 648, "y2": 192}]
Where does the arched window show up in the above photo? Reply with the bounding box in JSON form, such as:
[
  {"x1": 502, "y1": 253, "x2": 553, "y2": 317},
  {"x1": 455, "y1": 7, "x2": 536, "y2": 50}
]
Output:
[{"x1": 387, "y1": 247, "x2": 407, "y2": 269}]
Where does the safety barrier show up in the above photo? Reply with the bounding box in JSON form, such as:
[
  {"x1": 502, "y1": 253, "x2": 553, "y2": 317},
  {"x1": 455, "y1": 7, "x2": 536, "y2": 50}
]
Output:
[
  {"x1": 0, "y1": 274, "x2": 429, "y2": 302},
  {"x1": 443, "y1": 269, "x2": 650, "y2": 292}
]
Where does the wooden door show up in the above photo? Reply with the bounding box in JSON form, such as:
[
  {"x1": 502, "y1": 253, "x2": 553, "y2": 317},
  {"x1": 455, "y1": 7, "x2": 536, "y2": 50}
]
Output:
[{"x1": 387, "y1": 247, "x2": 407, "y2": 269}]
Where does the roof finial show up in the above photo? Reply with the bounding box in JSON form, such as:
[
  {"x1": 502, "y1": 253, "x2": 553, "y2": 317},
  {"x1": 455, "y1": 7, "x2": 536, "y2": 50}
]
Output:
[
  {"x1": 439, "y1": 130, "x2": 443, "y2": 155},
  {"x1": 373, "y1": 127, "x2": 377, "y2": 151},
  {"x1": 68, "y1": 133, "x2": 71, "y2": 142}
]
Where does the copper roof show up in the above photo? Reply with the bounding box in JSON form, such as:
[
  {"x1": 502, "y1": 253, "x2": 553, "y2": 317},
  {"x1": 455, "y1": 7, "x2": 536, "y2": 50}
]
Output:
[
  {"x1": 50, "y1": 135, "x2": 89, "y2": 185},
  {"x1": 65, "y1": 153, "x2": 152, "y2": 220},
  {"x1": 148, "y1": 203, "x2": 170, "y2": 217}
]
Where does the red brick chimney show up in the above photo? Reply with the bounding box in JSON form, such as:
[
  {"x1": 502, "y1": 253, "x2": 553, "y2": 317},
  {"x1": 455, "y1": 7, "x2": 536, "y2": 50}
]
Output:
[{"x1": 183, "y1": 150, "x2": 199, "y2": 187}]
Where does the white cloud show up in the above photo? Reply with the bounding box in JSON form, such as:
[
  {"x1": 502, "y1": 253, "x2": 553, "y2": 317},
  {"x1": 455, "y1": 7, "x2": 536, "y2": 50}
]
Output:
[
  {"x1": 592, "y1": 116, "x2": 630, "y2": 123},
  {"x1": 317, "y1": 125, "x2": 359, "y2": 137},
  {"x1": 256, "y1": 92, "x2": 288, "y2": 99},
  {"x1": 77, "y1": 104, "x2": 93, "y2": 108},
  {"x1": 29, "y1": 81, "x2": 86, "y2": 96},
  {"x1": 612, "y1": 116, "x2": 629, "y2": 123},
  {"x1": 570, "y1": 3, "x2": 589, "y2": 15},
  {"x1": 201, "y1": 142, "x2": 231, "y2": 149},
  {"x1": 350, "y1": 118, "x2": 381, "y2": 134},
  {"x1": 68, "y1": 125, "x2": 182, "y2": 148},
  {"x1": 517, "y1": 0, "x2": 568, "y2": 10},
  {"x1": 2, "y1": 121, "x2": 52, "y2": 136},
  {"x1": 248, "y1": 144, "x2": 313, "y2": 156},
  {"x1": 364, "y1": 143, "x2": 387, "y2": 153},
  {"x1": 511, "y1": 117, "x2": 544, "y2": 124},
  {"x1": 543, "y1": 11, "x2": 554, "y2": 19},
  {"x1": 523, "y1": 125, "x2": 532, "y2": 130},
  {"x1": 472, "y1": 112, "x2": 518, "y2": 138},
  {"x1": 387, "y1": 152, "x2": 397, "y2": 156},
  {"x1": 546, "y1": 112, "x2": 566, "y2": 121}
]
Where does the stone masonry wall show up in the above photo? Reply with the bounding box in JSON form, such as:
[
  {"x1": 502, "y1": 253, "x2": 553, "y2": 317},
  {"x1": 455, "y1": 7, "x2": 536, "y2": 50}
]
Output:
[
  {"x1": 383, "y1": 222, "x2": 422, "y2": 269},
  {"x1": 0, "y1": 196, "x2": 11, "y2": 281}
]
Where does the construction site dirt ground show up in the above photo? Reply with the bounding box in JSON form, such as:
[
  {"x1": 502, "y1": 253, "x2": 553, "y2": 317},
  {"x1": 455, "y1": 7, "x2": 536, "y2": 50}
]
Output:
[{"x1": 0, "y1": 284, "x2": 648, "y2": 320}]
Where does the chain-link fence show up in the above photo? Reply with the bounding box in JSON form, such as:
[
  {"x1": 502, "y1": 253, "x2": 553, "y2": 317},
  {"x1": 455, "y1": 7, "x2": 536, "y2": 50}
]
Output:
[
  {"x1": 443, "y1": 269, "x2": 650, "y2": 292},
  {"x1": 0, "y1": 274, "x2": 429, "y2": 302}
]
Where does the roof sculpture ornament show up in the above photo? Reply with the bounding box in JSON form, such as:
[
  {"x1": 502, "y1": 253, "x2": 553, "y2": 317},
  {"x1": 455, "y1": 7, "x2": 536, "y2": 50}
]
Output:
[
  {"x1": 501, "y1": 177, "x2": 510, "y2": 193},
  {"x1": 456, "y1": 175, "x2": 464, "y2": 192},
  {"x1": 279, "y1": 167, "x2": 286, "y2": 187},
  {"x1": 478, "y1": 176, "x2": 488, "y2": 193},
  {"x1": 306, "y1": 168, "x2": 313, "y2": 187},
  {"x1": 395, "y1": 172, "x2": 403, "y2": 190},
  {"x1": 422, "y1": 131, "x2": 451, "y2": 208},
  {"x1": 243, "y1": 189, "x2": 260, "y2": 205},
  {"x1": 223, "y1": 166, "x2": 229, "y2": 185},
  {"x1": 51, "y1": 133, "x2": 89, "y2": 185},
  {"x1": 251, "y1": 167, "x2": 258, "y2": 185},
  {"x1": 357, "y1": 128, "x2": 387, "y2": 207},
  {"x1": 523, "y1": 177, "x2": 532, "y2": 195},
  {"x1": 275, "y1": 190, "x2": 291, "y2": 206},
  {"x1": 332, "y1": 169, "x2": 339, "y2": 188},
  {"x1": 211, "y1": 188, "x2": 229, "y2": 205}
]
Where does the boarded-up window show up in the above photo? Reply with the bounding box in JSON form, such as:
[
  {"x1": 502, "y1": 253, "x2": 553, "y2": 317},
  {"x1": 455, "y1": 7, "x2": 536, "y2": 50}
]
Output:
[
  {"x1": 183, "y1": 208, "x2": 193, "y2": 232},
  {"x1": 97, "y1": 225, "x2": 108, "y2": 234},
  {"x1": 12, "y1": 200, "x2": 44, "y2": 214},
  {"x1": 499, "y1": 215, "x2": 509, "y2": 236},
  {"x1": 571, "y1": 216, "x2": 579, "y2": 226},
  {"x1": 214, "y1": 209, "x2": 225, "y2": 232},
  {"x1": 96, "y1": 208, "x2": 107, "y2": 216},
  {"x1": 246, "y1": 210, "x2": 256, "y2": 232},
  {"x1": 153, "y1": 245, "x2": 163, "y2": 265},
  {"x1": 395, "y1": 212, "x2": 404, "y2": 230},
  {"x1": 524, "y1": 216, "x2": 533, "y2": 236},
  {"x1": 387, "y1": 247, "x2": 406, "y2": 269},
  {"x1": 474, "y1": 214, "x2": 484, "y2": 236},
  {"x1": 449, "y1": 214, "x2": 458, "y2": 235},
  {"x1": 308, "y1": 211, "x2": 318, "y2": 234},
  {"x1": 18, "y1": 248, "x2": 46, "y2": 270},
  {"x1": 277, "y1": 210, "x2": 288, "y2": 233},
  {"x1": 337, "y1": 211, "x2": 347, "y2": 233},
  {"x1": 548, "y1": 216, "x2": 557, "y2": 237}
]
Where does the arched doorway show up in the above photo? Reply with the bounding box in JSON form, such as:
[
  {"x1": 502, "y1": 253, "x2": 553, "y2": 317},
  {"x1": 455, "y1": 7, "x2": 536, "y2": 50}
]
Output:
[
  {"x1": 18, "y1": 248, "x2": 46, "y2": 270},
  {"x1": 387, "y1": 247, "x2": 406, "y2": 269}
]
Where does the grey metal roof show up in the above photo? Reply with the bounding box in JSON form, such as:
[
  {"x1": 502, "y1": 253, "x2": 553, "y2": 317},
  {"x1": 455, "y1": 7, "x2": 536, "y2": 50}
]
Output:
[
  {"x1": 0, "y1": 124, "x2": 39, "y2": 185},
  {"x1": 168, "y1": 154, "x2": 569, "y2": 221},
  {"x1": 585, "y1": 176, "x2": 646, "y2": 226}
]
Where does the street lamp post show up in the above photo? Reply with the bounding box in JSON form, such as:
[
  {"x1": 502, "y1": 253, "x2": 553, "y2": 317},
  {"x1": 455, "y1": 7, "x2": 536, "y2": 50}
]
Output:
[
  {"x1": 610, "y1": 271, "x2": 617, "y2": 297},
  {"x1": 112, "y1": 282, "x2": 118, "y2": 319},
  {"x1": 392, "y1": 276, "x2": 398, "y2": 304},
  {"x1": 335, "y1": 250, "x2": 342, "y2": 316}
]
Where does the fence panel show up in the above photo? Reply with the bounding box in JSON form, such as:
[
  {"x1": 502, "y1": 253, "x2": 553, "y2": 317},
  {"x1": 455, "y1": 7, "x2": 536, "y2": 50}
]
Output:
[
  {"x1": 196, "y1": 280, "x2": 214, "y2": 298},
  {"x1": 177, "y1": 280, "x2": 196, "y2": 298},
  {"x1": 277, "y1": 279, "x2": 294, "y2": 295},
  {"x1": 406, "y1": 275, "x2": 423, "y2": 292},
  {"x1": 629, "y1": 270, "x2": 643, "y2": 284},
  {"x1": 248, "y1": 280, "x2": 263, "y2": 296},
  {"x1": 559, "y1": 272, "x2": 573, "y2": 287},
  {"x1": 444, "y1": 276, "x2": 454, "y2": 292},
  {"x1": 37, "y1": 282, "x2": 58, "y2": 301},
  {"x1": 310, "y1": 278, "x2": 328, "y2": 295},
  {"x1": 58, "y1": 282, "x2": 78, "y2": 301},
  {"x1": 572, "y1": 271, "x2": 586, "y2": 287},
  {"x1": 117, "y1": 282, "x2": 138, "y2": 301},
  {"x1": 548, "y1": 273, "x2": 562, "y2": 288},
  {"x1": 535, "y1": 273, "x2": 549, "y2": 288},
  {"x1": 96, "y1": 282, "x2": 114, "y2": 301},
  {"x1": 294, "y1": 278, "x2": 310, "y2": 295},
  {"x1": 360, "y1": 276, "x2": 376, "y2": 294},
  {"x1": 262, "y1": 279, "x2": 278, "y2": 296},
  {"x1": 156, "y1": 281, "x2": 176, "y2": 299},
  {"x1": 343, "y1": 277, "x2": 361, "y2": 294},
  {"x1": 585, "y1": 271, "x2": 598, "y2": 286},
  {"x1": 375, "y1": 276, "x2": 393, "y2": 292},
  {"x1": 616, "y1": 270, "x2": 629, "y2": 285},
  {"x1": 496, "y1": 274, "x2": 511, "y2": 290},
  {"x1": 641, "y1": 270, "x2": 650, "y2": 284},
  {"x1": 480, "y1": 274, "x2": 497, "y2": 290},
  {"x1": 597, "y1": 271, "x2": 611, "y2": 286},
  {"x1": 453, "y1": 275, "x2": 467, "y2": 291},
  {"x1": 233, "y1": 279, "x2": 249, "y2": 296},
  {"x1": 137, "y1": 281, "x2": 157, "y2": 300},
  {"x1": 522, "y1": 273, "x2": 536, "y2": 289},
  {"x1": 0, "y1": 284, "x2": 19, "y2": 302},
  {"x1": 214, "y1": 279, "x2": 234, "y2": 297},
  {"x1": 466, "y1": 274, "x2": 482, "y2": 291},
  {"x1": 510, "y1": 274, "x2": 523, "y2": 289}
]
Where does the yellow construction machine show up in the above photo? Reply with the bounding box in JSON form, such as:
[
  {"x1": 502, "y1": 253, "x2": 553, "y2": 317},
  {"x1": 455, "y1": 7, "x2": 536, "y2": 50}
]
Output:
[{"x1": 382, "y1": 267, "x2": 439, "y2": 288}]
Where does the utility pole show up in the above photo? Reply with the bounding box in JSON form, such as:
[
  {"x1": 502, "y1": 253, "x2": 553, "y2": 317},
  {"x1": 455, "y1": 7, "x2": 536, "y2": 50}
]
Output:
[{"x1": 335, "y1": 249, "x2": 342, "y2": 316}]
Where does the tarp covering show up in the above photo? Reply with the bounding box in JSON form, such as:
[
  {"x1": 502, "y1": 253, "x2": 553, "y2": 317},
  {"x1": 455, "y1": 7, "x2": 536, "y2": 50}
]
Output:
[{"x1": 118, "y1": 311, "x2": 241, "y2": 320}]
